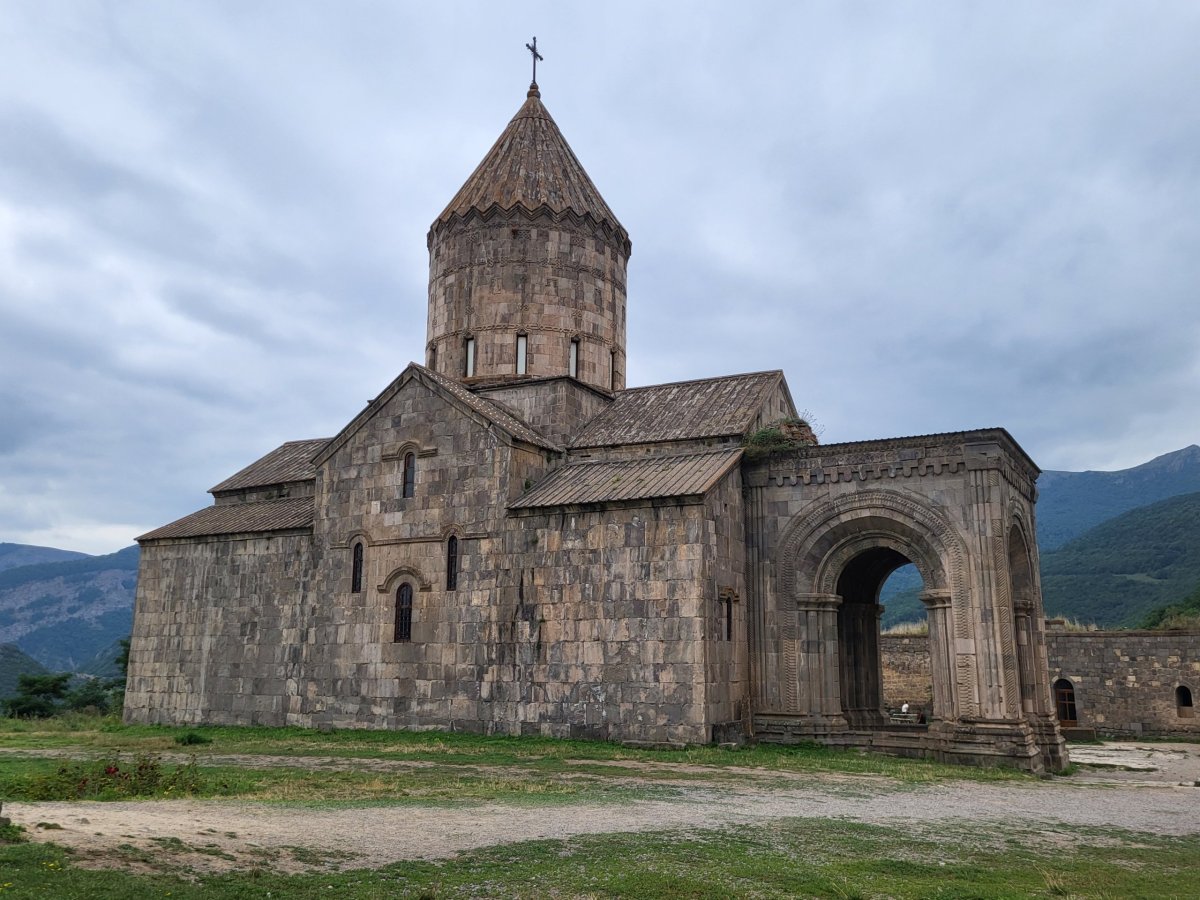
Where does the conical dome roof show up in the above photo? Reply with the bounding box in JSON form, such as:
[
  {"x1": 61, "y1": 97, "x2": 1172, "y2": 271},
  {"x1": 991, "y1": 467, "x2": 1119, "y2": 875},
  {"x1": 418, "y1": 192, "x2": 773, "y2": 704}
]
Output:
[{"x1": 434, "y1": 88, "x2": 627, "y2": 243}]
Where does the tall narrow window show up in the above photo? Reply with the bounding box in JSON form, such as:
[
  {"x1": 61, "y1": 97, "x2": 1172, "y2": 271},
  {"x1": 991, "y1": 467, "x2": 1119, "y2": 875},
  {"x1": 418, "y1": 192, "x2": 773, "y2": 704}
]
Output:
[
  {"x1": 516, "y1": 334, "x2": 527, "y2": 375},
  {"x1": 464, "y1": 337, "x2": 475, "y2": 377},
  {"x1": 351, "y1": 542, "x2": 364, "y2": 594},
  {"x1": 610, "y1": 350, "x2": 617, "y2": 391},
  {"x1": 402, "y1": 452, "x2": 415, "y2": 499},
  {"x1": 395, "y1": 583, "x2": 413, "y2": 642},
  {"x1": 718, "y1": 591, "x2": 735, "y2": 641},
  {"x1": 569, "y1": 338, "x2": 579, "y2": 378},
  {"x1": 428, "y1": 344, "x2": 438, "y2": 372},
  {"x1": 446, "y1": 535, "x2": 459, "y2": 591}
]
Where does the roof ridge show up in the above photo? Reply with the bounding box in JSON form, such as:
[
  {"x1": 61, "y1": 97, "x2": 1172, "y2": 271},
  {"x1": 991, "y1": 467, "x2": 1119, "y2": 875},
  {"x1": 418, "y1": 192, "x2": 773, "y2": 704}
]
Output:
[
  {"x1": 619, "y1": 370, "x2": 783, "y2": 393},
  {"x1": 565, "y1": 448, "x2": 741, "y2": 467}
]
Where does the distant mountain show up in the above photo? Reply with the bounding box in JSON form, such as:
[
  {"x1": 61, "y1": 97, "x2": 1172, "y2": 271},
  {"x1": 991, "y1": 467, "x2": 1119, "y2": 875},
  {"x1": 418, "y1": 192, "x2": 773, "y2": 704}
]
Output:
[
  {"x1": 1036, "y1": 445, "x2": 1200, "y2": 551},
  {"x1": 0, "y1": 546, "x2": 139, "y2": 671},
  {"x1": 0, "y1": 542, "x2": 90, "y2": 573},
  {"x1": 0, "y1": 642, "x2": 49, "y2": 701},
  {"x1": 1040, "y1": 491, "x2": 1200, "y2": 627}
]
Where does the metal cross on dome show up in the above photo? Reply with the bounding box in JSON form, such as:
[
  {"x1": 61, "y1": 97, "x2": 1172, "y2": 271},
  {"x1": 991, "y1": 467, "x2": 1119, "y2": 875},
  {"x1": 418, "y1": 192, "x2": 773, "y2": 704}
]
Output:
[{"x1": 525, "y1": 36, "x2": 543, "y2": 86}]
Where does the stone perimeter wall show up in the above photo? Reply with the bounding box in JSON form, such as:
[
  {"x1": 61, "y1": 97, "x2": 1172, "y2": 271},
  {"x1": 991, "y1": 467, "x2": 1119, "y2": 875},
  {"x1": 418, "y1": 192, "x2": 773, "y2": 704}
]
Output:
[
  {"x1": 880, "y1": 630, "x2": 1200, "y2": 736},
  {"x1": 1047, "y1": 629, "x2": 1200, "y2": 737},
  {"x1": 880, "y1": 635, "x2": 933, "y2": 713}
]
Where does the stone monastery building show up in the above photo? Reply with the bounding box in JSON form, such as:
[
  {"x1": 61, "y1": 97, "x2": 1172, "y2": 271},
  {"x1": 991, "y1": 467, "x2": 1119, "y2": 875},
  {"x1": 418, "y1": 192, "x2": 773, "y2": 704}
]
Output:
[{"x1": 126, "y1": 80, "x2": 1068, "y2": 772}]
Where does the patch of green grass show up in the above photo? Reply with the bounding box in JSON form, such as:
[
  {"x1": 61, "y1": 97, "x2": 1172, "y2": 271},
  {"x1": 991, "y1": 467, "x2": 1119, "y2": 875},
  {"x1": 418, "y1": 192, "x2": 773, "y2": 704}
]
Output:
[
  {"x1": 0, "y1": 716, "x2": 1029, "y2": 784},
  {"x1": 0, "y1": 755, "x2": 675, "y2": 807},
  {"x1": 1, "y1": 820, "x2": 1198, "y2": 898}
]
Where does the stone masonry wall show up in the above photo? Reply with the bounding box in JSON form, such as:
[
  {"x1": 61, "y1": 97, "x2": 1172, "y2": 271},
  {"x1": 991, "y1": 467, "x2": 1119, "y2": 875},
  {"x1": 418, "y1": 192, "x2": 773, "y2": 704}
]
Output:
[
  {"x1": 286, "y1": 373, "x2": 719, "y2": 744},
  {"x1": 880, "y1": 634, "x2": 933, "y2": 713},
  {"x1": 125, "y1": 532, "x2": 313, "y2": 726},
  {"x1": 881, "y1": 630, "x2": 1200, "y2": 736},
  {"x1": 473, "y1": 378, "x2": 612, "y2": 449},
  {"x1": 427, "y1": 213, "x2": 628, "y2": 391},
  {"x1": 1047, "y1": 629, "x2": 1200, "y2": 736},
  {"x1": 701, "y1": 467, "x2": 749, "y2": 736}
]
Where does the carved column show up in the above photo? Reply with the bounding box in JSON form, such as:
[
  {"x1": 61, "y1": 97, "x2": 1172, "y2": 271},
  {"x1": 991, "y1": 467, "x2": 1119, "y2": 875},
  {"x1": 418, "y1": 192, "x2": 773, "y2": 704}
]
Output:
[
  {"x1": 1012, "y1": 598, "x2": 1039, "y2": 715},
  {"x1": 920, "y1": 589, "x2": 955, "y2": 722},
  {"x1": 794, "y1": 593, "x2": 846, "y2": 729}
]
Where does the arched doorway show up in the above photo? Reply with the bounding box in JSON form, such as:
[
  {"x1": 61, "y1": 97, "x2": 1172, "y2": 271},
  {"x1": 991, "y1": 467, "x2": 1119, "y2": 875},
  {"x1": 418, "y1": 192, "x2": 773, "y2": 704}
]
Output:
[
  {"x1": 770, "y1": 490, "x2": 964, "y2": 740},
  {"x1": 835, "y1": 546, "x2": 912, "y2": 728},
  {"x1": 1053, "y1": 678, "x2": 1077, "y2": 725}
]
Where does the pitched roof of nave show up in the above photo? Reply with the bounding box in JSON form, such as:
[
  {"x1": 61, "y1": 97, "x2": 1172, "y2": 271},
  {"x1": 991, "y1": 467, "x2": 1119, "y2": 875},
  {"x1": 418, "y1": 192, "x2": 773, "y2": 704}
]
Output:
[
  {"x1": 137, "y1": 497, "x2": 314, "y2": 542},
  {"x1": 433, "y1": 87, "x2": 627, "y2": 245},
  {"x1": 510, "y1": 448, "x2": 743, "y2": 509},
  {"x1": 312, "y1": 363, "x2": 563, "y2": 468},
  {"x1": 209, "y1": 437, "x2": 331, "y2": 494},
  {"x1": 570, "y1": 370, "x2": 793, "y2": 448}
]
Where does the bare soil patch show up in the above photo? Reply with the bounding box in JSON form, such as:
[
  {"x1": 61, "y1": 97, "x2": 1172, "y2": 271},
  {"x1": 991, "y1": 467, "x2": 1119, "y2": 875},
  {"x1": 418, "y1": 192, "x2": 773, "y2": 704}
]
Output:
[{"x1": 7, "y1": 743, "x2": 1200, "y2": 875}]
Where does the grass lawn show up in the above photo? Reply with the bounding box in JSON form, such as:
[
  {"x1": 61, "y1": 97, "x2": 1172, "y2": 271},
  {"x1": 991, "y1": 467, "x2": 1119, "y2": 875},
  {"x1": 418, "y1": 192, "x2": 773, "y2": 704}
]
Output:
[
  {"x1": 4, "y1": 716, "x2": 1193, "y2": 897},
  {"x1": 1, "y1": 818, "x2": 1197, "y2": 899}
]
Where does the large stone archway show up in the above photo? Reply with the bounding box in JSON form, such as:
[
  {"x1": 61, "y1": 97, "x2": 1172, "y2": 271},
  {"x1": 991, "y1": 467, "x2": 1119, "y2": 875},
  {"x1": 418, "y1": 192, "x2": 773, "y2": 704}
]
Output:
[{"x1": 742, "y1": 430, "x2": 1068, "y2": 772}]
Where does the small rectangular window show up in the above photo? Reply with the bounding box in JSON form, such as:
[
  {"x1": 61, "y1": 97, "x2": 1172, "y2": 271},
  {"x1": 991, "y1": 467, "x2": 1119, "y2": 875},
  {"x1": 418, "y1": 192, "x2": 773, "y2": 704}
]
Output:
[
  {"x1": 516, "y1": 334, "x2": 527, "y2": 375},
  {"x1": 569, "y1": 339, "x2": 578, "y2": 378},
  {"x1": 610, "y1": 350, "x2": 617, "y2": 391},
  {"x1": 464, "y1": 338, "x2": 475, "y2": 377}
]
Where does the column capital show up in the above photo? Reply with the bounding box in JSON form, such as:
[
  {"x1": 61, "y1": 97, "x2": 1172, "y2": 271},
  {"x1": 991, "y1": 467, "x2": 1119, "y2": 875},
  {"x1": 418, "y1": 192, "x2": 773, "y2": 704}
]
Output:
[
  {"x1": 919, "y1": 589, "x2": 953, "y2": 611},
  {"x1": 794, "y1": 592, "x2": 842, "y2": 612}
]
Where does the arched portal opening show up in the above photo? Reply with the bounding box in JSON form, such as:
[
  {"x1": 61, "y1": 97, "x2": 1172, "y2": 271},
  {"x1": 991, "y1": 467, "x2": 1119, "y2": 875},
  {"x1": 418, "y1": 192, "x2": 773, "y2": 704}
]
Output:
[
  {"x1": 1053, "y1": 678, "x2": 1077, "y2": 725},
  {"x1": 1008, "y1": 523, "x2": 1039, "y2": 716},
  {"x1": 836, "y1": 547, "x2": 930, "y2": 728}
]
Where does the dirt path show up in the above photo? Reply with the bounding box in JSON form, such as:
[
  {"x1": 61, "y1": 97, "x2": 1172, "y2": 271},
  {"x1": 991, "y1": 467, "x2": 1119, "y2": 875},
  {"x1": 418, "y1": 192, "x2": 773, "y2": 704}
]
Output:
[{"x1": 7, "y1": 748, "x2": 1200, "y2": 874}]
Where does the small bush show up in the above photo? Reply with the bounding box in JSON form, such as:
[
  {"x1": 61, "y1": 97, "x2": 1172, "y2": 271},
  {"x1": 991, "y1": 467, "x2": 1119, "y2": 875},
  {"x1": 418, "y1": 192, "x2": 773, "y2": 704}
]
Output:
[
  {"x1": 0, "y1": 821, "x2": 28, "y2": 844},
  {"x1": 174, "y1": 731, "x2": 213, "y2": 746},
  {"x1": 20, "y1": 754, "x2": 206, "y2": 801}
]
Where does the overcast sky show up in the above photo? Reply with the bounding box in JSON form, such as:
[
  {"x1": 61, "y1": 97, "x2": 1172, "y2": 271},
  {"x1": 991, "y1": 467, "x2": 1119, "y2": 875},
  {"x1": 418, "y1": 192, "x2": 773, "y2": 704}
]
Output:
[{"x1": 2, "y1": 2, "x2": 1198, "y2": 554}]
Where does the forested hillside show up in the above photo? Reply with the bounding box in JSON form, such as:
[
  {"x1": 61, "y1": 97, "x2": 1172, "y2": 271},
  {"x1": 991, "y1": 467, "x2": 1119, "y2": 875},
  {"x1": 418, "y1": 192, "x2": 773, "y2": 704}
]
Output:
[
  {"x1": 0, "y1": 642, "x2": 49, "y2": 700},
  {"x1": 1038, "y1": 491, "x2": 1200, "y2": 627}
]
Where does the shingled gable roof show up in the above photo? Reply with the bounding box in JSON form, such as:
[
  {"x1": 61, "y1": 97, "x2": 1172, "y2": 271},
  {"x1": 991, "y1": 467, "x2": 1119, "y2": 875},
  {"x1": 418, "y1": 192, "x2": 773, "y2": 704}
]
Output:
[
  {"x1": 510, "y1": 448, "x2": 742, "y2": 510},
  {"x1": 570, "y1": 370, "x2": 793, "y2": 448},
  {"x1": 312, "y1": 363, "x2": 562, "y2": 467},
  {"x1": 137, "y1": 497, "x2": 314, "y2": 542},
  {"x1": 432, "y1": 88, "x2": 629, "y2": 251},
  {"x1": 209, "y1": 438, "x2": 331, "y2": 494}
]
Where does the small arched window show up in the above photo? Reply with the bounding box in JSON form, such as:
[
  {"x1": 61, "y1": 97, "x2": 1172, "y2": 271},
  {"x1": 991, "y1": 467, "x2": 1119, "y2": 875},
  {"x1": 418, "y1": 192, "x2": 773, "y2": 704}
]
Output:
[
  {"x1": 428, "y1": 343, "x2": 438, "y2": 372},
  {"x1": 568, "y1": 338, "x2": 579, "y2": 378},
  {"x1": 402, "y1": 452, "x2": 416, "y2": 499},
  {"x1": 1053, "y1": 678, "x2": 1077, "y2": 725},
  {"x1": 395, "y1": 583, "x2": 413, "y2": 642},
  {"x1": 1177, "y1": 685, "x2": 1194, "y2": 718},
  {"x1": 446, "y1": 536, "x2": 459, "y2": 591},
  {"x1": 351, "y1": 542, "x2": 364, "y2": 594},
  {"x1": 464, "y1": 337, "x2": 475, "y2": 377}
]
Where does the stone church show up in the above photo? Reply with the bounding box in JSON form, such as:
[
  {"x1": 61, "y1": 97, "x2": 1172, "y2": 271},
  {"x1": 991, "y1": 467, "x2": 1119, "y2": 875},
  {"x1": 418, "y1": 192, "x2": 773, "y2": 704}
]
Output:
[{"x1": 125, "y1": 80, "x2": 1068, "y2": 772}]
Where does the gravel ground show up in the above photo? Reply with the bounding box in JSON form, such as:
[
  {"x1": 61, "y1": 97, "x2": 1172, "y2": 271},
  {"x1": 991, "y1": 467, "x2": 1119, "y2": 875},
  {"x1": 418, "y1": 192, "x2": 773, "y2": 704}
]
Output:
[{"x1": 6, "y1": 743, "x2": 1200, "y2": 873}]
